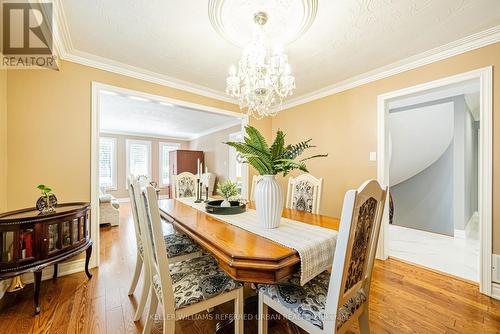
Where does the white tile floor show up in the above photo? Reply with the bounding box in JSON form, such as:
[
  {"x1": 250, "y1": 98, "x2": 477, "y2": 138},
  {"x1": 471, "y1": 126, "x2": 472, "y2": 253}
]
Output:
[{"x1": 388, "y1": 217, "x2": 479, "y2": 282}]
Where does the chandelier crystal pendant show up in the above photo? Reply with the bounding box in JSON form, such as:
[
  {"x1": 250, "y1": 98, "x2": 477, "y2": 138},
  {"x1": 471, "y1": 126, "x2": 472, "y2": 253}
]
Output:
[{"x1": 226, "y1": 11, "x2": 296, "y2": 119}]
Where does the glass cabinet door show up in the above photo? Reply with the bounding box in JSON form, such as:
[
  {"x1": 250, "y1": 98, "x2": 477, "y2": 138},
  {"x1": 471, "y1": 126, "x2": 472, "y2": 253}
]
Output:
[
  {"x1": 48, "y1": 223, "x2": 60, "y2": 253},
  {"x1": 72, "y1": 219, "x2": 79, "y2": 244},
  {"x1": 19, "y1": 227, "x2": 34, "y2": 261},
  {"x1": 62, "y1": 221, "x2": 71, "y2": 248},
  {"x1": 79, "y1": 217, "x2": 85, "y2": 240},
  {"x1": 1, "y1": 231, "x2": 16, "y2": 263}
]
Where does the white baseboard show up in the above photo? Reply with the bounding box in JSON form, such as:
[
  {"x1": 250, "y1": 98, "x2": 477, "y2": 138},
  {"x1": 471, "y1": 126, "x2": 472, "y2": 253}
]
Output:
[
  {"x1": 492, "y1": 254, "x2": 500, "y2": 283},
  {"x1": 454, "y1": 229, "x2": 466, "y2": 239},
  {"x1": 492, "y1": 282, "x2": 500, "y2": 300},
  {"x1": 0, "y1": 258, "x2": 85, "y2": 300}
]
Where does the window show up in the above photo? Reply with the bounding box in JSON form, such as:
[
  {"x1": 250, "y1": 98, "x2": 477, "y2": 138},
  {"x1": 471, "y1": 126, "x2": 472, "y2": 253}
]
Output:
[
  {"x1": 99, "y1": 137, "x2": 117, "y2": 190},
  {"x1": 126, "y1": 140, "x2": 152, "y2": 185},
  {"x1": 159, "y1": 142, "x2": 181, "y2": 187}
]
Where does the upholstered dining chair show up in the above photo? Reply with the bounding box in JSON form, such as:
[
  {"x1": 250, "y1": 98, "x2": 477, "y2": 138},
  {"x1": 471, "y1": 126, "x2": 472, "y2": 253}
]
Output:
[
  {"x1": 172, "y1": 172, "x2": 197, "y2": 198},
  {"x1": 286, "y1": 173, "x2": 324, "y2": 214},
  {"x1": 127, "y1": 176, "x2": 202, "y2": 322},
  {"x1": 258, "y1": 180, "x2": 387, "y2": 334},
  {"x1": 137, "y1": 184, "x2": 244, "y2": 334},
  {"x1": 249, "y1": 175, "x2": 263, "y2": 201}
]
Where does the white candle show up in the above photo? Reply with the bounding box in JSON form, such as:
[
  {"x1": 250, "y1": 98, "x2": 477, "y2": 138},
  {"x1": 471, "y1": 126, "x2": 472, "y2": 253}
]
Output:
[
  {"x1": 197, "y1": 158, "x2": 200, "y2": 177},
  {"x1": 200, "y1": 162, "x2": 203, "y2": 178},
  {"x1": 205, "y1": 165, "x2": 208, "y2": 173}
]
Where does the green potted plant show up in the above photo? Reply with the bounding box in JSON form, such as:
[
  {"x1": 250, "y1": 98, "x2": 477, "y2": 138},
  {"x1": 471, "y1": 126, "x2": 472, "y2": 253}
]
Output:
[
  {"x1": 225, "y1": 125, "x2": 326, "y2": 228},
  {"x1": 36, "y1": 184, "x2": 58, "y2": 213},
  {"x1": 216, "y1": 180, "x2": 239, "y2": 207}
]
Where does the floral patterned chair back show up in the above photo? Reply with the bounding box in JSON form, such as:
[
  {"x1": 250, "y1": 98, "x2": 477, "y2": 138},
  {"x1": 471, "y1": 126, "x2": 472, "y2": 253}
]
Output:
[
  {"x1": 173, "y1": 172, "x2": 197, "y2": 199},
  {"x1": 136, "y1": 184, "x2": 177, "y2": 316},
  {"x1": 286, "y1": 173, "x2": 323, "y2": 214},
  {"x1": 323, "y1": 180, "x2": 387, "y2": 333}
]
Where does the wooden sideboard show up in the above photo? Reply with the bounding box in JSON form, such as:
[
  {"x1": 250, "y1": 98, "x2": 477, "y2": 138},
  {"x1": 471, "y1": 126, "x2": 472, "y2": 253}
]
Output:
[{"x1": 0, "y1": 202, "x2": 92, "y2": 314}]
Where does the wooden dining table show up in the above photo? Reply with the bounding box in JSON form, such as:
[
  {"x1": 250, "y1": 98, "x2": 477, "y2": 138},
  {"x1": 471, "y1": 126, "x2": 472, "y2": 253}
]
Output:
[{"x1": 158, "y1": 199, "x2": 340, "y2": 285}]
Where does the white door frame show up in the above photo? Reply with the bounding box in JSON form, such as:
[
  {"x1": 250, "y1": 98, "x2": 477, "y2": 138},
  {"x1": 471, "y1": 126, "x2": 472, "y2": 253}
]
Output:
[
  {"x1": 90, "y1": 81, "x2": 248, "y2": 268},
  {"x1": 376, "y1": 66, "x2": 493, "y2": 296}
]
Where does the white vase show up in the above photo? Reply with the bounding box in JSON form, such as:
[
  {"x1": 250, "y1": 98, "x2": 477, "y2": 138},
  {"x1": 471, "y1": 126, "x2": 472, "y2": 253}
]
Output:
[
  {"x1": 254, "y1": 175, "x2": 284, "y2": 229},
  {"x1": 221, "y1": 199, "x2": 231, "y2": 207}
]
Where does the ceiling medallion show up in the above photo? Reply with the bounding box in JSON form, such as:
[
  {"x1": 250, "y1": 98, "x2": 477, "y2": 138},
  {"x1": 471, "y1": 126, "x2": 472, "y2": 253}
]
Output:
[{"x1": 209, "y1": 0, "x2": 317, "y2": 118}]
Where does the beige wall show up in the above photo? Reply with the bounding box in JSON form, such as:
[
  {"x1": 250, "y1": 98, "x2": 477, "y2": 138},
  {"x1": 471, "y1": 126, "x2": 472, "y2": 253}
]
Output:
[
  {"x1": 5, "y1": 60, "x2": 243, "y2": 211},
  {"x1": 0, "y1": 69, "x2": 7, "y2": 212},
  {"x1": 100, "y1": 133, "x2": 188, "y2": 199},
  {"x1": 273, "y1": 42, "x2": 500, "y2": 253},
  {"x1": 189, "y1": 124, "x2": 242, "y2": 186}
]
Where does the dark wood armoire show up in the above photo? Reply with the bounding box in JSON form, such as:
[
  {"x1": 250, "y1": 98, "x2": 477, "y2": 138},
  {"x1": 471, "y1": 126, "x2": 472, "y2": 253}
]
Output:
[{"x1": 168, "y1": 150, "x2": 204, "y2": 197}]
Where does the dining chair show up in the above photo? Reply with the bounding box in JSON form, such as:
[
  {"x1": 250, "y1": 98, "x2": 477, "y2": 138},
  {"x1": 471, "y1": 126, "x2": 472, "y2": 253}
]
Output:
[
  {"x1": 137, "y1": 184, "x2": 245, "y2": 334},
  {"x1": 258, "y1": 180, "x2": 387, "y2": 334},
  {"x1": 172, "y1": 172, "x2": 197, "y2": 198},
  {"x1": 286, "y1": 173, "x2": 324, "y2": 214},
  {"x1": 249, "y1": 175, "x2": 263, "y2": 201},
  {"x1": 127, "y1": 176, "x2": 202, "y2": 322}
]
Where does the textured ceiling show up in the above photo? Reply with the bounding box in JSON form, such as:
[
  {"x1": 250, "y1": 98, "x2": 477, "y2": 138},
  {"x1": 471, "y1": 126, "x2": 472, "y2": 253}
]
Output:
[
  {"x1": 99, "y1": 92, "x2": 242, "y2": 140},
  {"x1": 61, "y1": 0, "x2": 500, "y2": 99}
]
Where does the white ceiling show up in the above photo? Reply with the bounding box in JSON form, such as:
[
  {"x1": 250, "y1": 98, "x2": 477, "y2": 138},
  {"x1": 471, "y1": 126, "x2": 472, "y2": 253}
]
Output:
[
  {"x1": 59, "y1": 0, "x2": 500, "y2": 102},
  {"x1": 99, "y1": 91, "x2": 242, "y2": 140}
]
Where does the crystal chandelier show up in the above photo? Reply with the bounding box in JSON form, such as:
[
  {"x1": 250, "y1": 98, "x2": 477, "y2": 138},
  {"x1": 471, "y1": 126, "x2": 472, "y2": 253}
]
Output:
[{"x1": 226, "y1": 12, "x2": 295, "y2": 119}]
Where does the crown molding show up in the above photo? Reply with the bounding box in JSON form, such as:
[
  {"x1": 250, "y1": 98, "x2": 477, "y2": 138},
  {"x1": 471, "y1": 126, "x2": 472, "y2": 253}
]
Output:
[
  {"x1": 63, "y1": 50, "x2": 237, "y2": 104},
  {"x1": 281, "y1": 24, "x2": 500, "y2": 110}
]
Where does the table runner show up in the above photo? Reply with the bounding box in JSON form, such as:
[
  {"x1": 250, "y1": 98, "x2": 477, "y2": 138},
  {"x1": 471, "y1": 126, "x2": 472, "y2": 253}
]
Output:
[{"x1": 176, "y1": 197, "x2": 338, "y2": 285}]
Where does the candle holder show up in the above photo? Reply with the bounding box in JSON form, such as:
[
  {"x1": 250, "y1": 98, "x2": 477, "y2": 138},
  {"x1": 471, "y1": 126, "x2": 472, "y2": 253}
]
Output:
[
  {"x1": 194, "y1": 179, "x2": 202, "y2": 203},
  {"x1": 204, "y1": 186, "x2": 209, "y2": 203}
]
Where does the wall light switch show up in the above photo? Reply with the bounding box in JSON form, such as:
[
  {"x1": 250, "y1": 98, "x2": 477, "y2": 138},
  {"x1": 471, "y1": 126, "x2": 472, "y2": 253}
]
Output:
[{"x1": 369, "y1": 152, "x2": 377, "y2": 161}]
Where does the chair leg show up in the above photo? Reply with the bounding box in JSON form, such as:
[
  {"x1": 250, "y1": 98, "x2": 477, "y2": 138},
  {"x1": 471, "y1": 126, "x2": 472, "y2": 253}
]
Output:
[
  {"x1": 143, "y1": 292, "x2": 159, "y2": 334},
  {"x1": 358, "y1": 308, "x2": 370, "y2": 334},
  {"x1": 134, "y1": 269, "x2": 151, "y2": 321},
  {"x1": 258, "y1": 293, "x2": 268, "y2": 334},
  {"x1": 234, "y1": 288, "x2": 244, "y2": 334},
  {"x1": 128, "y1": 255, "x2": 143, "y2": 295}
]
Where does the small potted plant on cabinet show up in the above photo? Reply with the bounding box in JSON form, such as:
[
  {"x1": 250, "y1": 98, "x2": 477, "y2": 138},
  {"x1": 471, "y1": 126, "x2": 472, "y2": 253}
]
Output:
[{"x1": 36, "y1": 184, "x2": 58, "y2": 213}]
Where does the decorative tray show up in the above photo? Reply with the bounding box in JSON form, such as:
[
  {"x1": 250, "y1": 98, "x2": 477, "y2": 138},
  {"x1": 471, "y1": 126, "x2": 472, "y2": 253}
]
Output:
[{"x1": 205, "y1": 200, "x2": 246, "y2": 215}]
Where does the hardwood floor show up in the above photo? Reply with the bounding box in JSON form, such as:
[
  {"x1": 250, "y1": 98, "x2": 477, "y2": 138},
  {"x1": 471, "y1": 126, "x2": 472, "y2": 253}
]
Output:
[{"x1": 1, "y1": 203, "x2": 499, "y2": 333}]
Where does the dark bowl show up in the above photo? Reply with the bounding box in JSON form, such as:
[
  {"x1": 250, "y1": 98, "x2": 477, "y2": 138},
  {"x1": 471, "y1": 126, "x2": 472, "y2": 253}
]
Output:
[{"x1": 205, "y1": 200, "x2": 246, "y2": 215}]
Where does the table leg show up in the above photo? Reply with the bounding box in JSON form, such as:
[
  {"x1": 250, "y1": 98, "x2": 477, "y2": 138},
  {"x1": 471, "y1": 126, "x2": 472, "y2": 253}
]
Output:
[
  {"x1": 33, "y1": 270, "x2": 42, "y2": 315},
  {"x1": 53, "y1": 263, "x2": 58, "y2": 279},
  {"x1": 85, "y1": 244, "x2": 93, "y2": 279}
]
